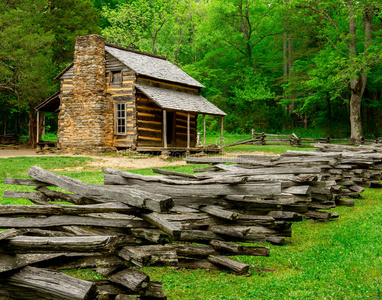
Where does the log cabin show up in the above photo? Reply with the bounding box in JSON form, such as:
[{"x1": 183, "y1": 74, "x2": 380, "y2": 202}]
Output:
[{"x1": 35, "y1": 34, "x2": 226, "y2": 153}]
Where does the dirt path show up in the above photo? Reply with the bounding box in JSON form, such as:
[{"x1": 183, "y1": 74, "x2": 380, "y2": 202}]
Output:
[{"x1": 0, "y1": 145, "x2": 277, "y2": 171}]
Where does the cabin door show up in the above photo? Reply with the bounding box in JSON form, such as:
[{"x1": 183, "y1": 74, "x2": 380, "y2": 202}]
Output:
[{"x1": 166, "y1": 111, "x2": 175, "y2": 146}]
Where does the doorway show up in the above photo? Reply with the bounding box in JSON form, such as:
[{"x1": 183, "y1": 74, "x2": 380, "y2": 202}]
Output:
[{"x1": 166, "y1": 111, "x2": 175, "y2": 145}]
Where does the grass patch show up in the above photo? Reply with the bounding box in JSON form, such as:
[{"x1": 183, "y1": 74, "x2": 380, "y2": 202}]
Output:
[
  {"x1": 0, "y1": 156, "x2": 92, "y2": 205},
  {"x1": 61, "y1": 269, "x2": 106, "y2": 281},
  {"x1": 203, "y1": 135, "x2": 314, "y2": 154},
  {"x1": 222, "y1": 144, "x2": 313, "y2": 154},
  {"x1": 0, "y1": 156, "x2": 91, "y2": 180}
]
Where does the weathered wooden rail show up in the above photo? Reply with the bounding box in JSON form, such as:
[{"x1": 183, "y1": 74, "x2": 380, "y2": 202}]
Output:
[
  {"x1": 2, "y1": 144, "x2": 382, "y2": 298},
  {"x1": 223, "y1": 131, "x2": 381, "y2": 148},
  {"x1": 0, "y1": 134, "x2": 19, "y2": 145}
]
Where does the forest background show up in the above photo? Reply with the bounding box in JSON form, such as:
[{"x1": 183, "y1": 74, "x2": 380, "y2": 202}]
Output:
[{"x1": 1, "y1": 0, "x2": 382, "y2": 144}]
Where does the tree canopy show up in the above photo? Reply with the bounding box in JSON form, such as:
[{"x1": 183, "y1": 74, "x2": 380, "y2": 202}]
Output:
[{"x1": 1, "y1": 0, "x2": 382, "y2": 140}]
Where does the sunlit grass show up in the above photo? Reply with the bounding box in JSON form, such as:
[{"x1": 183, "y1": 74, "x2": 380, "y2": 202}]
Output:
[{"x1": 203, "y1": 135, "x2": 314, "y2": 154}]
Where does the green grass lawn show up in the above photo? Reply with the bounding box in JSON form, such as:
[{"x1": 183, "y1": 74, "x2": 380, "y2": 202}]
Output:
[
  {"x1": 204, "y1": 134, "x2": 314, "y2": 154},
  {"x1": 0, "y1": 156, "x2": 381, "y2": 299}
]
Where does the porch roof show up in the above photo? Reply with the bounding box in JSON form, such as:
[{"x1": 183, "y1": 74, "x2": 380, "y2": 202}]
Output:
[
  {"x1": 135, "y1": 84, "x2": 226, "y2": 116},
  {"x1": 35, "y1": 91, "x2": 60, "y2": 112}
]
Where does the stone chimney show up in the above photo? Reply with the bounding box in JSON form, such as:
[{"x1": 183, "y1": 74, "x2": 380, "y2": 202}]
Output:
[{"x1": 58, "y1": 34, "x2": 111, "y2": 152}]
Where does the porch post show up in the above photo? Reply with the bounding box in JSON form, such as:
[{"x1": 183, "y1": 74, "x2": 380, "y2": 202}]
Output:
[
  {"x1": 163, "y1": 109, "x2": 167, "y2": 148},
  {"x1": 203, "y1": 114, "x2": 206, "y2": 148},
  {"x1": 187, "y1": 113, "x2": 190, "y2": 149},
  {"x1": 36, "y1": 110, "x2": 40, "y2": 144},
  {"x1": 220, "y1": 116, "x2": 224, "y2": 149}
]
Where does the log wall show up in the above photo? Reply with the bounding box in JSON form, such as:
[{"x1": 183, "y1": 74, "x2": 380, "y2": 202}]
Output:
[
  {"x1": 136, "y1": 92, "x2": 197, "y2": 148},
  {"x1": 174, "y1": 112, "x2": 197, "y2": 148},
  {"x1": 136, "y1": 77, "x2": 198, "y2": 148},
  {"x1": 105, "y1": 52, "x2": 137, "y2": 148},
  {"x1": 136, "y1": 92, "x2": 163, "y2": 147}
]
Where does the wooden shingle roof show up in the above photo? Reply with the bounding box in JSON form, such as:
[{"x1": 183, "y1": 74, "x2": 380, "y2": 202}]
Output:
[
  {"x1": 105, "y1": 45, "x2": 205, "y2": 88},
  {"x1": 136, "y1": 84, "x2": 226, "y2": 116}
]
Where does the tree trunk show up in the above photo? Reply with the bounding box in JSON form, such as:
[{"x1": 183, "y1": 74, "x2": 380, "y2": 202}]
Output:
[
  {"x1": 348, "y1": 1, "x2": 373, "y2": 142},
  {"x1": 27, "y1": 110, "x2": 37, "y2": 147},
  {"x1": 350, "y1": 75, "x2": 364, "y2": 142},
  {"x1": 283, "y1": 28, "x2": 288, "y2": 78}
]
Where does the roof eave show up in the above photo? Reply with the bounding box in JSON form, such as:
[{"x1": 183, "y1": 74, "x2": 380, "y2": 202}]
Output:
[
  {"x1": 136, "y1": 74, "x2": 205, "y2": 89},
  {"x1": 35, "y1": 91, "x2": 60, "y2": 111},
  {"x1": 54, "y1": 62, "x2": 74, "y2": 80}
]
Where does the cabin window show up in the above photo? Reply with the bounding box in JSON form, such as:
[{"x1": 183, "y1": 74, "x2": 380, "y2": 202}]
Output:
[
  {"x1": 110, "y1": 71, "x2": 122, "y2": 84},
  {"x1": 115, "y1": 102, "x2": 126, "y2": 135}
]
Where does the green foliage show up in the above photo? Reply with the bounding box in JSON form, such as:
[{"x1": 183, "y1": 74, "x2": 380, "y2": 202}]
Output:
[
  {"x1": 44, "y1": 0, "x2": 102, "y2": 67},
  {"x1": 0, "y1": 0, "x2": 56, "y2": 109},
  {"x1": 2, "y1": 0, "x2": 382, "y2": 139},
  {"x1": 0, "y1": 0, "x2": 101, "y2": 141},
  {"x1": 102, "y1": 0, "x2": 182, "y2": 54}
]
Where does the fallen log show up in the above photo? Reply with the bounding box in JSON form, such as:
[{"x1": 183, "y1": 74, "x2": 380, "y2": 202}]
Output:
[
  {"x1": 209, "y1": 239, "x2": 243, "y2": 253},
  {"x1": 199, "y1": 205, "x2": 240, "y2": 220},
  {"x1": 0, "y1": 253, "x2": 64, "y2": 273},
  {"x1": 103, "y1": 168, "x2": 246, "y2": 185},
  {"x1": 302, "y1": 211, "x2": 337, "y2": 220},
  {"x1": 0, "y1": 202, "x2": 136, "y2": 216},
  {"x1": 152, "y1": 168, "x2": 197, "y2": 179},
  {"x1": 266, "y1": 236, "x2": 286, "y2": 245},
  {"x1": 0, "y1": 215, "x2": 150, "y2": 229},
  {"x1": 267, "y1": 211, "x2": 302, "y2": 222},
  {"x1": 130, "y1": 228, "x2": 172, "y2": 244},
  {"x1": 27, "y1": 166, "x2": 173, "y2": 212},
  {"x1": 0, "y1": 228, "x2": 18, "y2": 241},
  {"x1": 48, "y1": 254, "x2": 126, "y2": 271},
  {"x1": 36, "y1": 187, "x2": 95, "y2": 205},
  {"x1": 0, "y1": 266, "x2": 97, "y2": 300},
  {"x1": 118, "y1": 246, "x2": 151, "y2": 267},
  {"x1": 179, "y1": 230, "x2": 221, "y2": 242},
  {"x1": 141, "y1": 281, "x2": 167, "y2": 300},
  {"x1": 207, "y1": 255, "x2": 250, "y2": 275},
  {"x1": 142, "y1": 213, "x2": 181, "y2": 239},
  {"x1": 95, "y1": 281, "x2": 139, "y2": 298},
  {"x1": 209, "y1": 226, "x2": 250, "y2": 238},
  {"x1": 194, "y1": 167, "x2": 323, "y2": 178},
  {"x1": 1, "y1": 235, "x2": 118, "y2": 253},
  {"x1": 109, "y1": 268, "x2": 150, "y2": 292},
  {"x1": 4, "y1": 178, "x2": 49, "y2": 187},
  {"x1": 177, "y1": 258, "x2": 223, "y2": 270},
  {"x1": 104, "y1": 175, "x2": 282, "y2": 197},
  {"x1": 3, "y1": 191, "x2": 50, "y2": 205}
]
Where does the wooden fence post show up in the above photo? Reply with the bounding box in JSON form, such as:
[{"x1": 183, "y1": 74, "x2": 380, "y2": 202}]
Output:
[
  {"x1": 203, "y1": 115, "x2": 206, "y2": 148},
  {"x1": 220, "y1": 117, "x2": 224, "y2": 149},
  {"x1": 163, "y1": 110, "x2": 167, "y2": 149},
  {"x1": 187, "y1": 113, "x2": 190, "y2": 149}
]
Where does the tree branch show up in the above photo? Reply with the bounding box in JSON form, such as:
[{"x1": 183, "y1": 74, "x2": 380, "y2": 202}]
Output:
[
  {"x1": 326, "y1": 37, "x2": 350, "y2": 58},
  {"x1": 253, "y1": 4, "x2": 276, "y2": 30},
  {"x1": 0, "y1": 84, "x2": 14, "y2": 92},
  {"x1": 250, "y1": 31, "x2": 284, "y2": 51},
  {"x1": 221, "y1": 38, "x2": 246, "y2": 56},
  {"x1": 297, "y1": 5, "x2": 339, "y2": 30}
]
